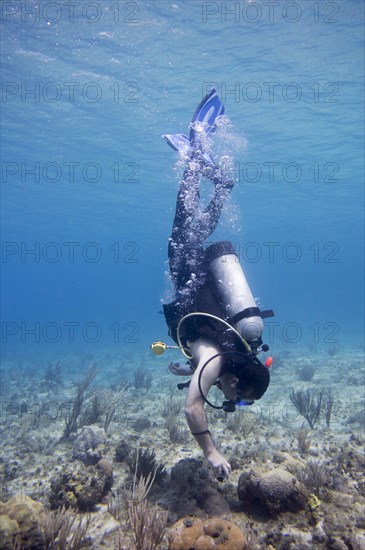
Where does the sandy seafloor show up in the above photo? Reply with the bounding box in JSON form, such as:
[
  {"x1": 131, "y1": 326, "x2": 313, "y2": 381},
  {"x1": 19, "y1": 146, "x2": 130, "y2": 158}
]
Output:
[{"x1": 0, "y1": 345, "x2": 364, "y2": 549}]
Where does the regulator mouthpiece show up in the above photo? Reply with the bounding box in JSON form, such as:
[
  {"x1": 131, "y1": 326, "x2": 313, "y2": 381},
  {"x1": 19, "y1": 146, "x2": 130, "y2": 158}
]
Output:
[
  {"x1": 150, "y1": 341, "x2": 193, "y2": 359},
  {"x1": 150, "y1": 341, "x2": 168, "y2": 355}
]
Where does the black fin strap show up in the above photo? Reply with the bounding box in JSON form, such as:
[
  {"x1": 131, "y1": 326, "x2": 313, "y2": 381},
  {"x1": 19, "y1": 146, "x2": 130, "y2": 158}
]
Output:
[{"x1": 229, "y1": 308, "x2": 275, "y2": 325}]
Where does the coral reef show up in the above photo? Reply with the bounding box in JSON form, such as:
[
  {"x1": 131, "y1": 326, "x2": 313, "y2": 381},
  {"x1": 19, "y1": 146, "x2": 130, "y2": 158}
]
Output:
[
  {"x1": 72, "y1": 425, "x2": 107, "y2": 464},
  {"x1": 132, "y1": 415, "x2": 152, "y2": 432},
  {"x1": 1, "y1": 346, "x2": 364, "y2": 549},
  {"x1": 289, "y1": 388, "x2": 325, "y2": 428},
  {"x1": 0, "y1": 495, "x2": 46, "y2": 550},
  {"x1": 128, "y1": 498, "x2": 166, "y2": 550},
  {"x1": 62, "y1": 364, "x2": 97, "y2": 439},
  {"x1": 4, "y1": 459, "x2": 23, "y2": 481},
  {"x1": 49, "y1": 458, "x2": 113, "y2": 511},
  {"x1": 114, "y1": 438, "x2": 132, "y2": 462},
  {"x1": 165, "y1": 413, "x2": 190, "y2": 443},
  {"x1": 0, "y1": 495, "x2": 91, "y2": 550},
  {"x1": 295, "y1": 424, "x2": 312, "y2": 455},
  {"x1": 169, "y1": 458, "x2": 230, "y2": 516},
  {"x1": 126, "y1": 447, "x2": 166, "y2": 483},
  {"x1": 169, "y1": 517, "x2": 204, "y2": 550},
  {"x1": 168, "y1": 517, "x2": 246, "y2": 550},
  {"x1": 237, "y1": 467, "x2": 309, "y2": 516}
]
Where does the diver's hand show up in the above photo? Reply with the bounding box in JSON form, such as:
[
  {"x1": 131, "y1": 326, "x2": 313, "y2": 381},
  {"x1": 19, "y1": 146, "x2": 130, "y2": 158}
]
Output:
[{"x1": 205, "y1": 449, "x2": 231, "y2": 480}]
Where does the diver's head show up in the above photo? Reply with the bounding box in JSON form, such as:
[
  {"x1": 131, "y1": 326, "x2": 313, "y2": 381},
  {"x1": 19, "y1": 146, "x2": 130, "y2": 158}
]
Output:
[{"x1": 218, "y1": 354, "x2": 270, "y2": 403}]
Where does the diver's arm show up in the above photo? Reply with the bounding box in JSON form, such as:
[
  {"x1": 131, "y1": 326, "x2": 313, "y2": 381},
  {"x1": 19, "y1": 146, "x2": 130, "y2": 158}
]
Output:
[{"x1": 185, "y1": 340, "x2": 232, "y2": 479}]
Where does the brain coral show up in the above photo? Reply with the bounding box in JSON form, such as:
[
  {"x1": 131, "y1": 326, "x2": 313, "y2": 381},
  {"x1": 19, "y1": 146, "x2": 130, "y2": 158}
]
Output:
[
  {"x1": 237, "y1": 467, "x2": 309, "y2": 515},
  {"x1": 0, "y1": 495, "x2": 46, "y2": 550},
  {"x1": 168, "y1": 517, "x2": 246, "y2": 550}
]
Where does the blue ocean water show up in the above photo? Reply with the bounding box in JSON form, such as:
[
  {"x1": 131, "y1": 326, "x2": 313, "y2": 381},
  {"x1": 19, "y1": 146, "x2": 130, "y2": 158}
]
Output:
[{"x1": 1, "y1": 0, "x2": 364, "y2": 362}]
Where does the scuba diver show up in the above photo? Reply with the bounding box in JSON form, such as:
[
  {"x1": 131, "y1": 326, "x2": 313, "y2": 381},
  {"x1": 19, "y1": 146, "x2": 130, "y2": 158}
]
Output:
[{"x1": 152, "y1": 89, "x2": 274, "y2": 481}]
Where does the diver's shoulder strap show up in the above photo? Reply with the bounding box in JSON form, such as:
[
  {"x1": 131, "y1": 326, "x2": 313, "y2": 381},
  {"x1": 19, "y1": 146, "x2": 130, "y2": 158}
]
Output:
[{"x1": 229, "y1": 307, "x2": 275, "y2": 325}]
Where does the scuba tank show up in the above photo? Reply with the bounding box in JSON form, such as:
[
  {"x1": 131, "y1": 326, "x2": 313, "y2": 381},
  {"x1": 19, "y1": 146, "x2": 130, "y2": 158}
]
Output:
[{"x1": 205, "y1": 241, "x2": 273, "y2": 348}]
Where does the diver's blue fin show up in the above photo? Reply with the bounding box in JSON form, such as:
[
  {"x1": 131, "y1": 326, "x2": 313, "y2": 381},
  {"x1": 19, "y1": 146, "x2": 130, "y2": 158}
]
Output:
[
  {"x1": 189, "y1": 88, "x2": 225, "y2": 143},
  {"x1": 162, "y1": 133, "x2": 190, "y2": 154},
  {"x1": 162, "y1": 89, "x2": 225, "y2": 158}
]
